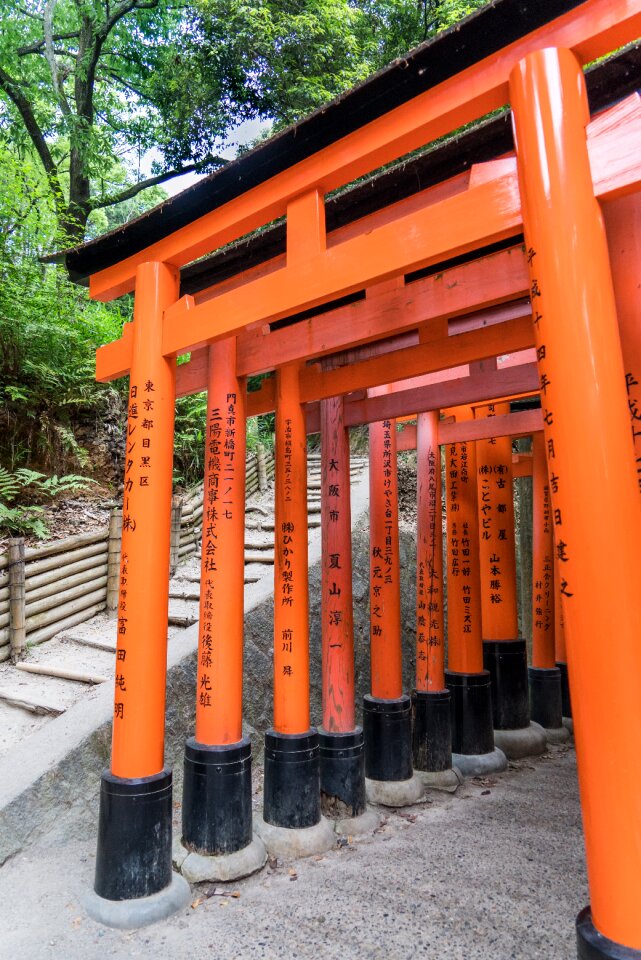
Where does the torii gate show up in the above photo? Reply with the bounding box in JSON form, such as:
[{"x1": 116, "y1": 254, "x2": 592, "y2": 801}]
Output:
[{"x1": 53, "y1": 1, "x2": 641, "y2": 955}]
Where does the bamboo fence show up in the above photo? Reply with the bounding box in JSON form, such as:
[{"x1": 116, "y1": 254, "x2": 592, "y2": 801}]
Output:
[{"x1": 0, "y1": 447, "x2": 274, "y2": 663}]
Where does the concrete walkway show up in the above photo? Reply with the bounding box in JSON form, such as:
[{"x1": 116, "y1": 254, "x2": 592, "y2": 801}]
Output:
[{"x1": 2, "y1": 745, "x2": 586, "y2": 960}]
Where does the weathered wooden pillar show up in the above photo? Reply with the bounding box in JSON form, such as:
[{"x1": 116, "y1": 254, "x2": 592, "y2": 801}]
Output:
[
  {"x1": 511, "y1": 47, "x2": 641, "y2": 956},
  {"x1": 444, "y1": 407, "x2": 501, "y2": 774},
  {"x1": 8, "y1": 538, "x2": 26, "y2": 662},
  {"x1": 319, "y1": 394, "x2": 365, "y2": 819},
  {"x1": 528, "y1": 432, "x2": 565, "y2": 738},
  {"x1": 412, "y1": 411, "x2": 452, "y2": 777},
  {"x1": 180, "y1": 338, "x2": 263, "y2": 873},
  {"x1": 93, "y1": 261, "x2": 189, "y2": 914},
  {"x1": 475, "y1": 403, "x2": 544, "y2": 761},
  {"x1": 364, "y1": 397, "x2": 420, "y2": 804},
  {"x1": 106, "y1": 507, "x2": 122, "y2": 617}
]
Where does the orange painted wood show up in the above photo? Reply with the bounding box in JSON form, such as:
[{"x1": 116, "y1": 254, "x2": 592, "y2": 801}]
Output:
[
  {"x1": 369, "y1": 397, "x2": 403, "y2": 699},
  {"x1": 475, "y1": 402, "x2": 519, "y2": 641},
  {"x1": 235, "y1": 245, "x2": 529, "y2": 379},
  {"x1": 397, "y1": 424, "x2": 418, "y2": 453},
  {"x1": 195, "y1": 340, "x2": 246, "y2": 745},
  {"x1": 603, "y1": 192, "x2": 641, "y2": 499},
  {"x1": 531, "y1": 432, "x2": 555, "y2": 669},
  {"x1": 445, "y1": 406, "x2": 484, "y2": 674},
  {"x1": 440, "y1": 407, "x2": 542, "y2": 445},
  {"x1": 162, "y1": 172, "x2": 523, "y2": 357},
  {"x1": 96, "y1": 321, "x2": 133, "y2": 382},
  {"x1": 553, "y1": 553, "x2": 567, "y2": 664},
  {"x1": 511, "y1": 47, "x2": 641, "y2": 946},
  {"x1": 416, "y1": 411, "x2": 445, "y2": 691},
  {"x1": 89, "y1": 0, "x2": 641, "y2": 301},
  {"x1": 273, "y1": 364, "x2": 310, "y2": 734},
  {"x1": 512, "y1": 453, "x2": 533, "y2": 479},
  {"x1": 111, "y1": 261, "x2": 179, "y2": 779},
  {"x1": 320, "y1": 395, "x2": 355, "y2": 732},
  {"x1": 300, "y1": 316, "x2": 534, "y2": 406}
]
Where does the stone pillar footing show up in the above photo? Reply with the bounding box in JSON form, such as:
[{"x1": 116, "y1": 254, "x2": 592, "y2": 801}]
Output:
[
  {"x1": 544, "y1": 725, "x2": 571, "y2": 744},
  {"x1": 411, "y1": 689, "x2": 452, "y2": 773},
  {"x1": 365, "y1": 774, "x2": 424, "y2": 807},
  {"x1": 84, "y1": 873, "x2": 190, "y2": 930},
  {"x1": 254, "y1": 814, "x2": 335, "y2": 859},
  {"x1": 363, "y1": 694, "x2": 413, "y2": 782},
  {"x1": 416, "y1": 766, "x2": 463, "y2": 793},
  {"x1": 94, "y1": 768, "x2": 173, "y2": 902},
  {"x1": 319, "y1": 727, "x2": 366, "y2": 820},
  {"x1": 263, "y1": 729, "x2": 320, "y2": 829},
  {"x1": 493, "y1": 721, "x2": 547, "y2": 759},
  {"x1": 333, "y1": 807, "x2": 382, "y2": 836},
  {"x1": 182, "y1": 737, "x2": 253, "y2": 856},
  {"x1": 576, "y1": 906, "x2": 641, "y2": 958},
  {"x1": 172, "y1": 835, "x2": 266, "y2": 884},
  {"x1": 452, "y1": 749, "x2": 507, "y2": 777}
]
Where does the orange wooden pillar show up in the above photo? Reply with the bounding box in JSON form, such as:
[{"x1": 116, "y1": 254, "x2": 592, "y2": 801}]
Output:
[
  {"x1": 181, "y1": 338, "x2": 255, "y2": 857},
  {"x1": 528, "y1": 431, "x2": 564, "y2": 733},
  {"x1": 412, "y1": 411, "x2": 452, "y2": 773},
  {"x1": 444, "y1": 407, "x2": 497, "y2": 764},
  {"x1": 318, "y1": 394, "x2": 366, "y2": 817},
  {"x1": 364, "y1": 398, "x2": 414, "y2": 786},
  {"x1": 94, "y1": 261, "x2": 186, "y2": 906},
  {"x1": 553, "y1": 546, "x2": 571, "y2": 722},
  {"x1": 511, "y1": 48, "x2": 641, "y2": 955},
  {"x1": 264, "y1": 362, "x2": 320, "y2": 829},
  {"x1": 475, "y1": 403, "x2": 536, "y2": 747}
]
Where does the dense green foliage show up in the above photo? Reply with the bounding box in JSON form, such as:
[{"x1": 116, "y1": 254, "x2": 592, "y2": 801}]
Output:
[{"x1": 0, "y1": 0, "x2": 487, "y2": 536}]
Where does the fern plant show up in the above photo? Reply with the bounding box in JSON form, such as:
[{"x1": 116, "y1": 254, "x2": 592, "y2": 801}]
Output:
[{"x1": 0, "y1": 467, "x2": 94, "y2": 539}]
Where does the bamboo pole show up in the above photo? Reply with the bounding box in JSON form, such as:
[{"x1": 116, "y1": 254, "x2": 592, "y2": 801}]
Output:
[
  {"x1": 23, "y1": 529, "x2": 107, "y2": 562},
  {"x1": 8, "y1": 538, "x2": 26, "y2": 662},
  {"x1": 26, "y1": 601, "x2": 106, "y2": 648},
  {"x1": 25, "y1": 576, "x2": 108, "y2": 619},
  {"x1": 106, "y1": 507, "x2": 122, "y2": 617},
  {"x1": 26, "y1": 563, "x2": 108, "y2": 606},
  {"x1": 256, "y1": 443, "x2": 268, "y2": 492},
  {"x1": 15, "y1": 662, "x2": 107, "y2": 684},
  {"x1": 25, "y1": 586, "x2": 107, "y2": 632},
  {"x1": 26, "y1": 551, "x2": 108, "y2": 594},
  {"x1": 169, "y1": 495, "x2": 183, "y2": 576},
  {"x1": 25, "y1": 542, "x2": 107, "y2": 579}
]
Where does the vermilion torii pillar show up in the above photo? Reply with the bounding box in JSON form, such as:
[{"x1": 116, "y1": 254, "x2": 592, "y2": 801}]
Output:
[
  {"x1": 180, "y1": 339, "x2": 265, "y2": 873},
  {"x1": 411, "y1": 411, "x2": 453, "y2": 779},
  {"x1": 512, "y1": 47, "x2": 641, "y2": 958},
  {"x1": 319, "y1": 394, "x2": 366, "y2": 818},
  {"x1": 364, "y1": 391, "x2": 421, "y2": 804},
  {"x1": 475, "y1": 402, "x2": 544, "y2": 759},
  {"x1": 93, "y1": 262, "x2": 190, "y2": 913},
  {"x1": 528, "y1": 431, "x2": 566, "y2": 741},
  {"x1": 444, "y1": 406, "x2": 504, "y2": 775},
  {"x1": 262, "y1": 362, "x2": 325, "y2": 833}
]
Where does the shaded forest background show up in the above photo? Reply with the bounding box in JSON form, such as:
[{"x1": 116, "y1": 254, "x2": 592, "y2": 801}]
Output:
[{"x1": 0, "y1": 0, "x2": 484, "y2": 537}]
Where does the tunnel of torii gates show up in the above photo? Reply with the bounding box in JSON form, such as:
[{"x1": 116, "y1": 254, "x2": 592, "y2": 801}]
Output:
[{"x1": 50, "y1": 0, "x2": 641, "y2": 954}]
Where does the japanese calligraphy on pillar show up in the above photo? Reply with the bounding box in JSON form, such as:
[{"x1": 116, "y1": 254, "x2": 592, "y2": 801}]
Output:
[
  {"x1": 198, "y1": 391, "x2": 239, "y2": 711},
  {"x1": 534, "y1": 474, "x2": 554, "y2": 639},
  {"x1": 526, "y1": 248, "x2": 573, "y2": 601},
  {"x1": 416, "y1": 410, "x2": 444, "y2": 691},
  {"x1": 115, "y1": 377, "x2": 155, "y2": 723}
]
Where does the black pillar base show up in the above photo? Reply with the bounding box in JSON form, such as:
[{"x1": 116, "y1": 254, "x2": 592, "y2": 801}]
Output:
[
  {"x1": 483, "y1": 639, "x2": 530, "y2": 729},
  {"x1": 94, "y1": 768, "x2": 173, "y2": 901},
  {"x1": 363, "y1": 694, "x2": 413, "y2": 781},
  {"x1": 445, "y1": 670, "x2": 495, "y2": 755},
  {"x1": 577, "y1": 906, "x2": 641, "y2": 958},
  {"x1": 558, "y1": 660, "x2": 573, "y2": 718},
  {"x1": 182, "y1": 737, "x2": 252, "y2": 856},
  {"x1": 318, "y1": 727, "x2": 366, "y2": 819},
  {"x1": 263, "y1": 729, "x2": 320, "y2": 829},
  {"x1": 411, "y1": 689, "x2": 452, "y2": 773},
  {"x1": 529, "y1": 666, "x2": 563, "y2": 729}
]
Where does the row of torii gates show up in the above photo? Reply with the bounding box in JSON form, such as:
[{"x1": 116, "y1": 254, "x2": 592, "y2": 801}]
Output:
[{"x1": 55, "y1": 1, "x2": 641, "y2": 955}]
